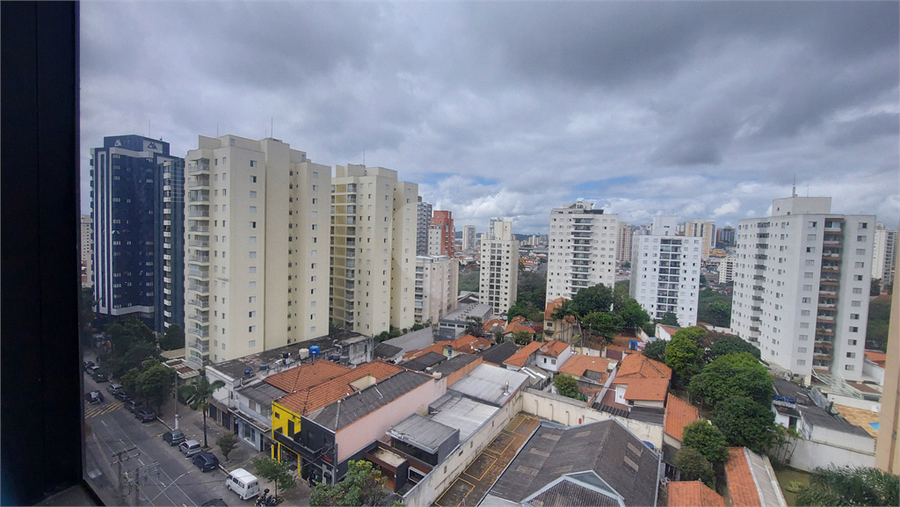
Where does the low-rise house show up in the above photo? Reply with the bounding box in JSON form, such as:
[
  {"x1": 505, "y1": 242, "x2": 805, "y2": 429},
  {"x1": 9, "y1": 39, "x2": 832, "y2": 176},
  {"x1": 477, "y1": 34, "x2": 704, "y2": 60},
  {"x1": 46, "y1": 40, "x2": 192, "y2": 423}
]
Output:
[
  {"x1": 478, "y1": 340, "x2": 518, "y2": 367},
  {"x1": 557, "y1": 355, "x2": 611, "y2": 391},
  {"x1": 771, "y1": 378, "x2": 875, "y2": 470},
  {"x1": 502, "y1": 340, "x2": 545, "y2": 371},
  {"x1": 668, "y1": 481, "x2": 725, "y2": 507},
  {"x1": 593, "y1": 352, "x2": 672, "y2": 423},
  {"x1": 724, "y1": 447, "x2": 787, "y2": 507},
  {"x1": 482, "y1": 419, "x2": 662, "y2": 507},
  {"x1": 655, "y1": 324, "x2": 679, "y2": 342},
  {"x1": 533, "y1": 340, "x2": 572, "y2": 373},
  {"x1": 431, "y1": 354, "x2": 482, "y2": 386},
  {"x1": 438, "y1": 303, "x2": 492, "y2": 339},
  {"x1": 400, "y1": 351, "x2": 447, "y2": 372},
  {"x1": 663, "y1": 393, "x2": 699, "y2": 451},
  {"x1": 374, "y1": 342, "x2": 404, "y2": 364},
  {"x1": 502, "y1": 316, "x2": 536, "y2": 342},
  {"x1": 544, "y1": 297, "x2": 578, "y2": 342}
]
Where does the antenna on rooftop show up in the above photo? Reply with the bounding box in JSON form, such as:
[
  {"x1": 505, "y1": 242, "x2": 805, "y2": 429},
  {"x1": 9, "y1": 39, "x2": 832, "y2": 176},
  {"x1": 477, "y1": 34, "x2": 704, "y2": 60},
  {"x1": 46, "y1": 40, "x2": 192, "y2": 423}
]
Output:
[
  {"x1": 148, "y1": 119, "x2": 151, "y2": 138},
  {"x1": 792, "y1": 175, "x2": 797, "y2": 197},
  {"x1": 271, "y1": 117, "x2": 274, "y2": 138},
  {"x1": 363, "y1": 149, "x2": 366, "y2": 166}
]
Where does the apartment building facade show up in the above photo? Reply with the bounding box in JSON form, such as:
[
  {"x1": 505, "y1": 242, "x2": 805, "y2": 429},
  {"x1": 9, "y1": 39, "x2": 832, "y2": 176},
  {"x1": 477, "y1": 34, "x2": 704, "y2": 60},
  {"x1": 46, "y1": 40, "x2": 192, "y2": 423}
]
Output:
[
  {"x1": 479, "y1": 220, "x2": 519, "y2": 315},
  {"x1": 81, "y1": 214, "x2": 93, "y2": 287},
  {"x1": 415, "y1": 255, "x2": 459, "y2": 324},
  {"x1": 330, "y1": 164, "x2": 418, "y2": 335},
  {"x1": 91, "y1": 134, "x2": 184, "y2": 333},
  {"x1": 683, "y1": 219, "x2": 716, "y2": 259},
  {"x1": 416, "y1": 197, "x2": 432, "y2": 256},
  {"x1": 183, "y1": 135, "x2": 331, "y2": 366},
  {"x1": 430, "y1": 210, "x2": 455, "y2": 257},
  {"x1": 872, "y1": 222, "x2": 897, "y2": 288},
  {"x1": 616, "y1": 222, "x2": 634, "y2": 264},
  {"x1": 630, "y1": 216, "x2": 702, "y2": 327},
  {"x1": 731, "y1": 196, "x2": 874, "y2": 383},
  {"x1": 462, "y1": 225, "x2": 477, "y2": 252},
  {"x1": 546, "y1": 202, "x2": 618, "y2": 301}
]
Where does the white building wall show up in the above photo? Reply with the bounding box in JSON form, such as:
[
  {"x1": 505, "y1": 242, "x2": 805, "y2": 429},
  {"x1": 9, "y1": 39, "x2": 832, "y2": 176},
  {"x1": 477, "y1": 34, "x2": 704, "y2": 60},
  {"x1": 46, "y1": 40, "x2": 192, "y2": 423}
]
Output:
[
  {"x1": 479, "y1": 220, "x2": 519, "y2": 315},
  {"x1": 731, "y1": 196, "x2": 873, "y2": 382},
  {"x1": 546, "y1": 203, "x2": 618, "y2": 301},
  {"x1": 415, "y1": 255, "x2": 459, "y2": 324},
  {"x1": 630, "y1": 233, "x2": 702, "y2": 327},
  {"x1": 872, "y1": 223, "x2": 897, "y2": 287},
  {"x1": 183, "y1": 135, "x2": 330, "y2": 366}
]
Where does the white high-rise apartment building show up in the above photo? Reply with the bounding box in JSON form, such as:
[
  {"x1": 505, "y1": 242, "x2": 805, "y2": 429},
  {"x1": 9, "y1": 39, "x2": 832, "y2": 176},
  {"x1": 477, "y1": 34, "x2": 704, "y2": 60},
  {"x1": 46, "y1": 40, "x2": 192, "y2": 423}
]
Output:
[
  {"x1": 731, "y1": 196, "x2": 874, "y2": 383},
  {"x1": 81, "y1": 214, "x2": 92, "y2": 287},
  {"x1": 414, "y1": 255, "x2": 459, "y2": 324},
  {"x1": 480, "y1": 220, "x2": 519, "y2": 315},
  {"x1": 719, "y1": 255, "x2": 736, "y2": 284},
  {"x1": 330, "y1": 164, "x2": 418, "y2": 335},
  {"x1": 630, "y1": 216, "x2": 702, "y2": 327},
  {"x1": 463, "y1": 225, "x2": 477, "y2": 252},
  {"x1": 872, "y1": 222, "x2": 897, "y2": 288},
  {"x1": 183, "y1": 135, "x2": 331, "y2": 366},
  {"x1": 616, "y1": 222, "x2": 634, "y2": 264},
  {"x1": 416, "y1": 197, "x2": 432, "y2": 256},
  {"x1": 683, "y1": 219, "x2": 716, "y2": 259},
  {"x1": 546, "y1": 202, "x2": 618, "y2": 301}
]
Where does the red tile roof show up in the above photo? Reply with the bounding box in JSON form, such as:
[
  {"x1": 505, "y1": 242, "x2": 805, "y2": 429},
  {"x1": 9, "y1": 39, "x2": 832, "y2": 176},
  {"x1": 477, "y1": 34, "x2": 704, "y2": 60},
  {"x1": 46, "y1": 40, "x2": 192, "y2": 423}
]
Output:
[
  {"x1": 615, "y1": 352, "x2": 672, "y2": 380},
  {"x1": 620, "y1": 377, "x2": 669, "y2": 402},
  {"x1": 864, "y1": 350, "x2": 887, "y2": 368},
  {"x1": 403, "y1": 341, "x2": 451, "y2": 360},
  {"x1": 274, "y1": 360, "x2": 404, "y2": 417},
  {"x1": 503, "y1": 321, "x2": 536, "y2": 335},
  {"x1": 668, "y1": 481, "x2": 725, "y2": 507},
  {"x1": 482, "y1": 318, "x2": 506, "y2": 333},
  {"x1": 660, "y1": 325, "x2": 680, "y2": 337},
  {"x1": 448, "y1": 334, "x2": 494, "y2": 354},
  {"x1": 263, "y1": 360, "x2": 351, "y2": 393},
  {"x1": 665, "y1": 393, "x2": 700, "y2": 442},
  {"x1": 544, "y1": 297, "x2": 576, "y2": 322},
  {"x1": 724, "y1": 447, "x2": 761, "y2": 507},
  {"x1": 503, "y1": 340, "x2": 544, "y2": 368},
  {"x1": 558, "y1": 355, "x2": 610, "y2": 378},
  {"x1": 537, "y1": 340, "x2": 569, "y2": 357}
]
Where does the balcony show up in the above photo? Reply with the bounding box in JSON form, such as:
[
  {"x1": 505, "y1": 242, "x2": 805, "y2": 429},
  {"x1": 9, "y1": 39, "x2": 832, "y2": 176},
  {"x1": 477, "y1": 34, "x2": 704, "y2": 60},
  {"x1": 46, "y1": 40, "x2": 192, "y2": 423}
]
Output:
[
  {"x1": 189, "y1": 339, "x2": 210, "y2": 352},
  {"x1": 188, "y1": 209, "x2": 210, "y2": 218},
  {"x1": 188, "y1": 282, "x2": 210, "y2": 294},
  {"x1": 188, "y1": 313, "x2": 209, "y2": 323},
  {"x1": 189, "y1": 225, "x2": 210, "y2": 233},
  {"x1": 188, "y1": 190, "x2": 210, "y2": 203},
  {"x1": 189, "y1": 254, "x2": 210, "y2": 264},
  {"x1": 816, "y1": 315, "x2": 835, "y2": 324},
  {"x1": 188, "y1": 176, "x2": 210, "y2": 189},
  {"x1": 188, "y1": 298, "x2": 209, "y2": 308},
  {"x1": 188, "y1": 268, "x2": 209, "y2": 278},
  {"x1": 188, "y1": 327, "x2": 209, "y2": 338},
  {"x1": 188, "y1": 160, "x2": 210, "y2": 174}
]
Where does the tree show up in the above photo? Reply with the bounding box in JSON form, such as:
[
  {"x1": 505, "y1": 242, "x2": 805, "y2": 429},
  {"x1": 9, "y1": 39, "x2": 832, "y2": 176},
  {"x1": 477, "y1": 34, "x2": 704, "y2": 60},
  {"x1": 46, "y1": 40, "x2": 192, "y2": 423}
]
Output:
[
  {"x1": 642, "y1": 339, "x2": 667, "y2": 363},
  {"x1": 706, "y1": 334, "x2": 761, "y2": 362},
  {"x1": 581, "y1": 311, "x2": 623, "y2": 343},
  {"x1": 217, "y1": 432, "x2": 241, "y2": 462},
  {"x1": 183, "y1": 374, "x2": 226, "y2": 448},
  {"x1": 103, "y1": 318, "x2": 158, "y2": 378},
  {"x1": 310, "y1": 460, "x2": 389, "y2": 506},
  {"x1": 553, "y1": 373, "x2": 584, "y2": 400},
  {"x1": 465, "y1": 316, "x2": 485, "y2": 337},
  {"x1": 665, "y1": 334, "x2": 703, "y2": 387},
  {"x1": 688, "y1": 352, "x2": 774, "y2": 410},
  {"x1": 705, "y1": 300, "x2": 732, "y2": 327},
  {"x1": 511, "y1": 330, "x2": 533, "y2": 345},
  {"x1": 158, "y1": 324, "x2": 185, "y2": 351},
  {"x1": 789, "y1": 466, "x2": 899, "y2": 507},
  {"x1": 713, "y1": 396, "x2": 775, "y2": 454},
  {"x1": 672, "y1": 326, "x2": 708, "y2": 345},
  {"x1": 674, "y1": 447, "x2": 715, "y2": 488},
  {"x1": 458, "y1": 265, "x2": 480, "y2": 292},
  {"x1": 767, "y1": 424, "x2": 801, "y2": 465},
  {"x1": 658, "y1": 312, "x2": 679, "y2": 326},
  {"x1": 516, "y1": 271, "x2": 548, "y2": 313},
  {"x1": 136, "y1": 360, "x2": 175, "y2": 415},
  {"x1": 507, "y1": 303, "x2": 528, "y2": 321},
  {"x1": 79, "y1": 287, "x2": 98, "y2": 346},
  {"x1": 866, "y1": 296, "x2": 892, "y2": 352},
  {"x1": 871, "y1": 278, "x2": 882, "y2": 296},
  {"x1": 681, "y1": 420, "x2": 728, "y2": 464},
  {"x1": 616, "y1": 299, "x2": 650, "y2": 335},
  {"x1": 254, "y1": 456, "x2": 296, "y2": 501},
  {"x1": 571, "y1": 283, "x2": 615, "y2": 316}
]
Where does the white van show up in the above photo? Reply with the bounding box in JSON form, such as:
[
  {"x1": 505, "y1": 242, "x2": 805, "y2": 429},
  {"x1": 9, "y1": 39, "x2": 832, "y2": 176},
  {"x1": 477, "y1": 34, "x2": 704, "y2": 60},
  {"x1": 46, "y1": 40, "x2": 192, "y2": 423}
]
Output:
[{"x1": 225, "y1": 468, "x2": 259, "y2": 500}]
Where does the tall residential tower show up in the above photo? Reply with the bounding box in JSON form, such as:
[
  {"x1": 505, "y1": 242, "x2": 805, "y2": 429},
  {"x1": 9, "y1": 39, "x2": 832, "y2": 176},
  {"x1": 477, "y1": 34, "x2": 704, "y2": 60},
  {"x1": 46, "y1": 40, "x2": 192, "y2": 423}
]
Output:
[
  {"x1": 546, "y1": 202, "x2": 618, "y2": 301},
  {"x1": 183, "y1": 135, "x2": 331, "y2": 365},
  {"x1": 731, "y1": 196, "x2": 874, "y2": 383},
  {"x1": 479, "y1": 220, "x2": 519, "y2": 315}
]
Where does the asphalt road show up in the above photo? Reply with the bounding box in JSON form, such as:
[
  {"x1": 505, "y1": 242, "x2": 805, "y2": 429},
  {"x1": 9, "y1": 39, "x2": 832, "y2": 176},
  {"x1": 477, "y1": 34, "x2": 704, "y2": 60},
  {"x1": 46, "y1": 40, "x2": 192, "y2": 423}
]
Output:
[{"x1": 83, "y1": 370, "x2": 250, "y2": 507}]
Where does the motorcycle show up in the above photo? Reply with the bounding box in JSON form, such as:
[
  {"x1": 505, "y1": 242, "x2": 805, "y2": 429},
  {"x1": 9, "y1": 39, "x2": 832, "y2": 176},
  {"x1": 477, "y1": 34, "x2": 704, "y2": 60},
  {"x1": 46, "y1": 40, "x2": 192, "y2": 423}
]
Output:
[{"x1": 255, "y1": 488, "x2": 279, "y2": 506}]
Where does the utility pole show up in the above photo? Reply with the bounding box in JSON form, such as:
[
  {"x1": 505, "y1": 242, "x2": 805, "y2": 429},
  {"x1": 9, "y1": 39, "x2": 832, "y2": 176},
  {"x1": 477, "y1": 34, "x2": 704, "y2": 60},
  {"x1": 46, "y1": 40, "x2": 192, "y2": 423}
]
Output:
[
  {"x1": 111, "y1": 447, "x2": 138, "y2": 506},
  {"x1": 132, "y1": 462, "x2": 160, "y2": 506}
]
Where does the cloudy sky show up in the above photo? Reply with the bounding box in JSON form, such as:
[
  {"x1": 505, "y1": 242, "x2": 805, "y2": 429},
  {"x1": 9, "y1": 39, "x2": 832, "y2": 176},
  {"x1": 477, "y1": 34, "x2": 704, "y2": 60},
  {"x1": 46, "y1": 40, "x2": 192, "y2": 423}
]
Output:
[{"x1": 81, "y1": 1, "x2": 899, "y2": 234}]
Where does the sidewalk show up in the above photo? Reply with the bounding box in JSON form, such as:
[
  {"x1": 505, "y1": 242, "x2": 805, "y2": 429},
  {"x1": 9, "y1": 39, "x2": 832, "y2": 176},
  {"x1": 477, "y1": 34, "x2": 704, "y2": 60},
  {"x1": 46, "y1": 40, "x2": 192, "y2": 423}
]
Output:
[{"x1": 156, "y1": 395, "x2": 314, "y2": 505}]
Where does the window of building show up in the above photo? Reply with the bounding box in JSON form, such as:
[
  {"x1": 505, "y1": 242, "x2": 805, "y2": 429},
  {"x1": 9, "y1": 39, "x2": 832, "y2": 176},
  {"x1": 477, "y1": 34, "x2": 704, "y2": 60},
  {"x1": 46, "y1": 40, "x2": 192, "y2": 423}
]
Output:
[
  {"x1": 249, "y1": 236, "x2": 256, "y2": 243},
  {"x1": 250, "y1": 191, "x2": 257, "y2": 199},
  {"x1": 250, "y1": 160, "x2": 257, "y2": 167},
  {"x1": 852, "y1": 287, "x2": 863, "y2": 294},
  {"x1": 849, "y1": 326, "x2": 859, "y2": 332},
  {"x1": 249, "y1": 296, "x2": 256, "y2": 303},
  {"x1": 249, "y1": 281, "x2": 256, "y2": 288},
  {"x1": 249, "y1": 251, "x2": 257, "y2": 259},
  {"x1": 251, "y1": 175, "x2": 256, "y2": 183},
  {"x1": 249, "y1": 326, "x2": 255, "y2": 332},
  {"x1": 249, "y1": 206, "x2": 257, "y2": 213},
  {"x1": 249, "y1": 266, "x2": 256, "y2": 274}
]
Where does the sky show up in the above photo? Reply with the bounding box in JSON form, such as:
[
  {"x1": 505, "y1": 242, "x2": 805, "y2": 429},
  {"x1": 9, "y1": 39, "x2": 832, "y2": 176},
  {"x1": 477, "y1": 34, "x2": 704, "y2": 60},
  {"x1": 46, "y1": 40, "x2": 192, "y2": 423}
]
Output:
[{"x1": 80, "y1": 1, "x2": 900, "y2": 235}]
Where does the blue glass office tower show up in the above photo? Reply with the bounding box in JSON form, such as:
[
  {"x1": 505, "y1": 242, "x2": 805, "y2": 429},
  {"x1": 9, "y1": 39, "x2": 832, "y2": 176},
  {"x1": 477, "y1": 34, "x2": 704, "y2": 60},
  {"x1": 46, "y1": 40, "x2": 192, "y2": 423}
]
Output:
[{"x1": 91, "y1": 135, "x2": 184, "y2": 333}]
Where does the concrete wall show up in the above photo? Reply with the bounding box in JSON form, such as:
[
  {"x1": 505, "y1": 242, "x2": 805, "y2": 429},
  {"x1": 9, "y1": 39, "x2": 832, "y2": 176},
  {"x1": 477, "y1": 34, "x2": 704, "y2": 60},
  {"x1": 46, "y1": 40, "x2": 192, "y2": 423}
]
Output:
[
  {"x1": 522, "y1": 389, "x2": 664, "y2": 449},
  {"x1": 787, "y1": 437, "x2": 875, "y2": 471},
  {"x1": 402, "y1": 393, "x2": 524, "y2": 507},
  {"x1": 830, "y1": 395, "x2": 881, "y2": 412}
]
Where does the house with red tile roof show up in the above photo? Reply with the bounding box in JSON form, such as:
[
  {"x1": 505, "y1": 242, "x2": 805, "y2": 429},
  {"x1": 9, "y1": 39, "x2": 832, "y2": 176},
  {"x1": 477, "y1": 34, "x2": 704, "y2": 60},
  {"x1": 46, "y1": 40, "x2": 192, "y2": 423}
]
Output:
[
  {"x1": 533, "y1": 340, "x2": 572, "y2": 373},
  {"x1": 503, "y1": 318, "x2": 536, "y2": 341},
  {"x1": 557, "y1": 355, "x2": 611, "y2": 389},
  {"x1": 664, "y1": 393, "x2": 700, "y2": 449},
  {"x1": 724, "y1": 447, "x2": 788, "y2": 507},
  {"x1": 543, "y1": 297, "x2": 578, "y2": 343},
  {"x1": 263, "y1": 360, "x2": 351, "y2": 394},
  {"x1": 668, "y1": 481, "x2": 725, "y2": 507},
  {"x1": 503, "y1": 340, "x2": 544, "y2": 371},
  {"x1": 612, "y1": 377, "x2": 670, "y2": 409},
  {"x1": 402, "y1": 334, "x2": 494, "y2": 361},
  {"x1": 656, "y1": 323, "x2": 680, "y2": 341},
  {"x1": 614, "y1": 352, "x2": 672, "y2": 380},
  {"x1": 482, "y1": 318, "x2": 506, "y2": 335}
]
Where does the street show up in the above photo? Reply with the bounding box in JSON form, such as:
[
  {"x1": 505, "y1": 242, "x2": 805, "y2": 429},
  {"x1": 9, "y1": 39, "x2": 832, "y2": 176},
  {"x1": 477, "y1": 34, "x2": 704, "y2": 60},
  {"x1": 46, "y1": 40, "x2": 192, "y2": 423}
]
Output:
[{"x1": 83, "y1": 370, "x2": 246, "y2": 507}]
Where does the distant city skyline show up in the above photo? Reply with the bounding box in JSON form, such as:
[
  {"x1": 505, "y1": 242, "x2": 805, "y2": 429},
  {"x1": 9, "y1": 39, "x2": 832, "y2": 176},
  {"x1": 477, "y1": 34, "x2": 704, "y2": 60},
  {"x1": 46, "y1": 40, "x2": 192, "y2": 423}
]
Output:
[{"x1": 81, "y1": 2, "x2": 899, "y2": 233}]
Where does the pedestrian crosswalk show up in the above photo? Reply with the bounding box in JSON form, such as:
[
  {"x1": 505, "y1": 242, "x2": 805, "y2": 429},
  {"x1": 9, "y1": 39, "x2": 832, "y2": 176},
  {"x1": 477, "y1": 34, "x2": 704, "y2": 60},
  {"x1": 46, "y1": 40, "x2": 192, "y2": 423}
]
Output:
[{"x1": 85, "y1": 401, "x2": 123, "y2": 418}]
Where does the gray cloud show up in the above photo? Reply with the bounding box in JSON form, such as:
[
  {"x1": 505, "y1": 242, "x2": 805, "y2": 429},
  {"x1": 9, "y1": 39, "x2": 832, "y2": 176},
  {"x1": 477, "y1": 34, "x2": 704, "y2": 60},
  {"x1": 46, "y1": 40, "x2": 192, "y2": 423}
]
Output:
[{"x1": 80, "y1": 1, "x2": 899, "y2": 234}]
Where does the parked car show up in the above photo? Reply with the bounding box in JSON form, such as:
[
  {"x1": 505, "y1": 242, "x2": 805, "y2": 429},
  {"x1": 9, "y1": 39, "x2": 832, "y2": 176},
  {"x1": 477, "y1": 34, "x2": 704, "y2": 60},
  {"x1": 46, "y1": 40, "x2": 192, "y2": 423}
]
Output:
[
  {"x1": 192, "y1": 451, "x2": 219, "y2": 472},
  {"x1": 179, "y1": 440, "x2": 201, "y2": 458},
  {"x1": 114, "y1": 391, "x2": 132, "y2": 402},
  {"x1": 106, "y1": 383, "x2": 124, "y2": 395},
  {"x1": 124, "y1": 400, "x2": 142, "y2": 413},
  {"x1": 162, "y1": 430, "x2": 186, "y2": 446},
  {"x1": 134, "y1": 408, "x2": 156, "y2": 423},
  {"x1": 84, "y1": 360, "x2": 95, "y2": 372},
  {"x1": 86, "y1": 365, "x2": 100, "y2": 376},
  {"x1": 84, "y1": 391, "x2": 104, "y2": 404},
  {"x1": 92, "y1": 370, "x2": 109, "y2": 383}
]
